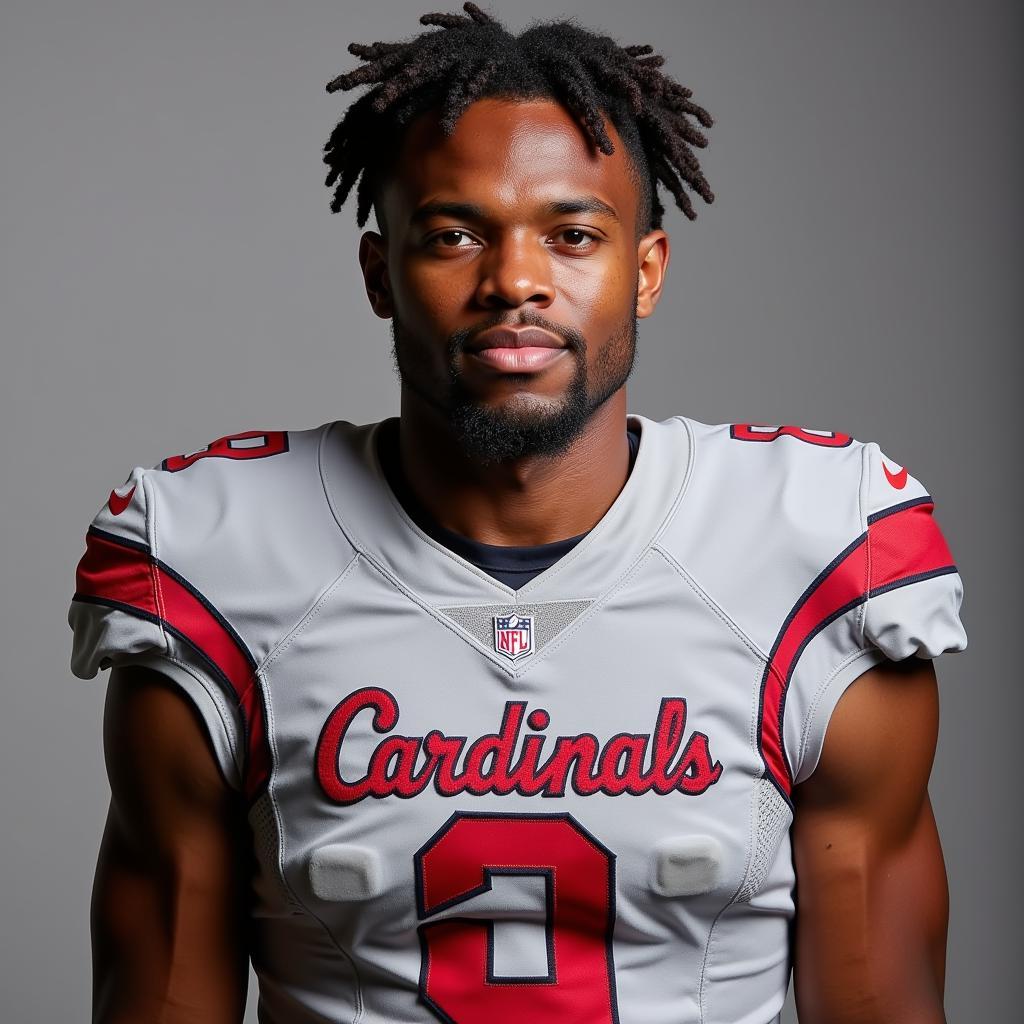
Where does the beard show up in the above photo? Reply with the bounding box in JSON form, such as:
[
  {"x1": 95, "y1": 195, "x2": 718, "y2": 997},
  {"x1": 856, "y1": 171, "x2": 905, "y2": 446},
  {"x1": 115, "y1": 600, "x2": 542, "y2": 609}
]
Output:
[{"x1": 390, "y1": 304, "x2": 637, "y2": 465}]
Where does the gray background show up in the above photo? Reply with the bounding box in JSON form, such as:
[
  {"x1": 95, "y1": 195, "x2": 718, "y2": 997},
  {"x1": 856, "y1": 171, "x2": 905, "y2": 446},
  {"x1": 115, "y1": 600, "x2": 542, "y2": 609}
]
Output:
[{"x1": 1, "y1": 1, "x2": 1019, "y2": 1020}]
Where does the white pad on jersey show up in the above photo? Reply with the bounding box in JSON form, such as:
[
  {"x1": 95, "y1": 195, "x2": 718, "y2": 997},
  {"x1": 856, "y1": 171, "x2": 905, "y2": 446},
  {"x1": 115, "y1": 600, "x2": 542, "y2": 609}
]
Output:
[
  {"x1": 309, "y1": 844, "x2": 384, "y2": 901},
  {"x1": 652, "y1": 835, "x2": 724, "y2": 897}
]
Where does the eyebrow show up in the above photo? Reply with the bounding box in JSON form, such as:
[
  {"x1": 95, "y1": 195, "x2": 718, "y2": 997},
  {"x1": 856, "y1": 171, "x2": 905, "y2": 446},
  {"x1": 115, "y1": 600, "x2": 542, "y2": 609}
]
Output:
[{"x1": 409, "y1": 195, "x2": 621, "y2": 226}]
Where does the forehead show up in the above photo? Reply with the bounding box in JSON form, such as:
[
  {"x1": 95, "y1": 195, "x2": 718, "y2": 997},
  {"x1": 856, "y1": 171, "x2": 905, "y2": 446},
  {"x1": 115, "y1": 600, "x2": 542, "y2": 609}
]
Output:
[{"x1": 381, "y1": 97, "x2": 638, "y2": 228}]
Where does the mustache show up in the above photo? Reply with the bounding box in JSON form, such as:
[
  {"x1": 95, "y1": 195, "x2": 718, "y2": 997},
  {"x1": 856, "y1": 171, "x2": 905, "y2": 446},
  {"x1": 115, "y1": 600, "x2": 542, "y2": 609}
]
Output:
[{"x1": 447, "y1": 312, "x2": 586, "y2": 362}]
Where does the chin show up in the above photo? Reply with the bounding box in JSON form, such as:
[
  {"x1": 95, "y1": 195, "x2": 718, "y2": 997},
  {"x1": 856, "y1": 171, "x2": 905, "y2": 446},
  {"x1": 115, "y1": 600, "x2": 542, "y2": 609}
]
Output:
[
  {"x1": 449, "y1": 387, "x2": 591, "y2": 465},
  {"x1": 477, "y1": 389, "x2": 567, "y2": 418}
]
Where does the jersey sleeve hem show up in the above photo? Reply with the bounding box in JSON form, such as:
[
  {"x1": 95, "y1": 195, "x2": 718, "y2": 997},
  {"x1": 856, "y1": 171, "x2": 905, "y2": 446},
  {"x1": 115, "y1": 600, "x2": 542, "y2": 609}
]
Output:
[
  {"x1": 792, "y1": 645, "x2": 888, "y2": 785},
  {"x1": 69, "y1": 464, "x2": 258, "y2": 795},
  {"x1": 112, "y1": 651, "x2": 244, "y2": 792}
]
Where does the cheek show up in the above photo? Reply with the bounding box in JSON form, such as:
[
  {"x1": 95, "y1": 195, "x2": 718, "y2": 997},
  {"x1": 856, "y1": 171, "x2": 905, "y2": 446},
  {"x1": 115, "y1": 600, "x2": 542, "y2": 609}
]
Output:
[
  {"x1": 554, "y1": 259, "x2": 634, "y2": 330},
  {"x1": 391, "y1": 252, "x2": 476, "y2": 322}
]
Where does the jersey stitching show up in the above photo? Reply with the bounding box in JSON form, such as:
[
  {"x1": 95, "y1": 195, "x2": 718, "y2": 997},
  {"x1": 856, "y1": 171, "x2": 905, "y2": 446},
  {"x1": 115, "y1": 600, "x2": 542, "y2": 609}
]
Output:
[
  {"x1": 367, "y1": 548, "x2": 523, "y2": 678},
  {"x1": 529, "y1": 413, "x2": 695, "y2": 590},
  {"x1": 653, "y1": 416, "x2": 777, "y2": 669},
  {"x1": 110, "y1": 437, "x2": 361, "y2": 1020},
  {"x1": 496, "y1": 414, "x2": 694, "y2": 598},
  {"x1": 381, "y1": 506, "x2": 516, "y2": 594},
  {"x1": 259, "y1": 668, "x2": 366, "y2": 1022},
  {"x1": 653, "y1": 545, "x2": 771, "y2": 663},
  {"x1": 859, "y1": 443, "x2": 872, "y2": 643},
  {"x1": 794, "y1": 645, "x2": 884, "y2": 783},
  {"x1": 699, "y1": 657, "x2": 770, "y2": 1022},
  {"x1": 161, "y1": 649, "x2": 244, "y2": 786},
  {"x1": 369, "y1": 476, "x2": 515, "y2": 592},
  {"x1": 316, "y1": 418, "x2": 699, "y2": 679},
  {"x1": 318, "y1": 420, "x2": 522, "y2": 677},
  {"x1": 786, "y1": 445, "x2": 875, "y2": 780},
  {"x1": 120, "y1": 649, "x2": 244, "y2": 791},
  {"x1": 141, "y1": 470, "x2": 171, "y2": 651},
  {"x1": 191, "y1": 430, "x2": 360, "y2": 774},
  {"x1": 669, "y1": 420, "x2": 765, "y2": 763},
  {"x1": 513, "y1": 418, "x2": 698, "y2": 673},
  {"x1": 260, "y1": 552, "x2": 362, "y2": 672},
  {"x1": 145, "y1": 431, "x2": 360, "y2": 798},
  {"x1": 318, "y1": 421, "x2": 515, "y2": 598},
  {"x1": 316, "y1": 416, "x2": 555, "y2": 678},
  {"x1": 515, "y1": 549, "x2": 645, "y2": 673},
  {"x1": 388, "y1": 512, "x2": 510, "y2": 589}
]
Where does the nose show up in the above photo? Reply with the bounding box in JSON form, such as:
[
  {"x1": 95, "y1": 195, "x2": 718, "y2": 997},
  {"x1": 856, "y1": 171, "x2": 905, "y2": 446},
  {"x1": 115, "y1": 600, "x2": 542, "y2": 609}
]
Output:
[{"x1": 474, "y1": 231, "x2": 555, "y2": 310}]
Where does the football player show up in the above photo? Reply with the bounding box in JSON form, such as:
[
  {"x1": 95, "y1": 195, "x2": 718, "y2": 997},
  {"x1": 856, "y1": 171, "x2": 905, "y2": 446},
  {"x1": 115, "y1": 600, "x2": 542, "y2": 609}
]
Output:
[{"x1": 70, "y1": 4, "x2": 966, "y2": 1022}]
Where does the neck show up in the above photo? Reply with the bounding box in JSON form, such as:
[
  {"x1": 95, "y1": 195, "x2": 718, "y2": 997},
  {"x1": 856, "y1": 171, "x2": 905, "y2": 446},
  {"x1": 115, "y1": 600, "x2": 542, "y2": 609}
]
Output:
[{"x1": 396, "y1": 389, "x2": 632, "y2": 547}]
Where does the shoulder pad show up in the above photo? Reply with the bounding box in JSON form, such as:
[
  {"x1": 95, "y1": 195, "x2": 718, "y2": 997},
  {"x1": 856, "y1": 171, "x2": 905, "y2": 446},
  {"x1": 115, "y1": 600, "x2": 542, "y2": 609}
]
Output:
[
  {"x1": 662, "y1": 418, "x2": 966, "y2": 793},
  {"x1": 68, "y1": 424, "x2": 358, "y2": 797}
]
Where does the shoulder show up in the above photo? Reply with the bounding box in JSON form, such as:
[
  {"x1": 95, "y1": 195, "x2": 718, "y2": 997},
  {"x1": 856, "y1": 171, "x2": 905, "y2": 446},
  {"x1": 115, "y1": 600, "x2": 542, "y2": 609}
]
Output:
[
  {"x1": 93, "y1": 423, "x2": 347, "y2": 556},
  {"x1": 143, "y1": 425, "x2": 327, "y2": 539},
  {"x1": 663, "y1": 413, "x2": 960, "y2": 620},
  {"x1": 71, "y1": 424, "x2": 358, "y2": 801},
  {"x1": 680, "y1": 415, "x2": 866, "y2": 498},
  {"x1": 675, "y1": 415, "x2": 939, "y2": 508},
  {"x1": 657, "y1": 415, "x2": 965, "y2": 792},
  {"x1": 663, "y1": 414, "x2": 949, "y2": 548},
  {"x1": 660, "y1": 417, "x2": 870, "y2": 582},
  {"x1": 71, "y1": 423, "x2": 359, "y2": 675}
]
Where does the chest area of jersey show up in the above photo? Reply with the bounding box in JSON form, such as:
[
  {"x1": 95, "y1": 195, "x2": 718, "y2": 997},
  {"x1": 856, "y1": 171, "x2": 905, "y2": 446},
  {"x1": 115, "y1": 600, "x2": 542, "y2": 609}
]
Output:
[
  {"x1": 264, "y1": 558, "x2": 764, "y2": 885},
  {"x1": 255, "y1": 560, "x2": 777, "y2": 1022}
]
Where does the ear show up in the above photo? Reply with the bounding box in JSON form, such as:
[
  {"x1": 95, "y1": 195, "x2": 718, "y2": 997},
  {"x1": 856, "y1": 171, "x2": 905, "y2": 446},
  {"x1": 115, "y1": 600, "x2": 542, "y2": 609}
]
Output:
[
  {"x1": 635, "y1": 229, "x2": 670, "y2": 319},
  {"x1": 358, "y1": 231, "x2": 394, "y2": 319}
]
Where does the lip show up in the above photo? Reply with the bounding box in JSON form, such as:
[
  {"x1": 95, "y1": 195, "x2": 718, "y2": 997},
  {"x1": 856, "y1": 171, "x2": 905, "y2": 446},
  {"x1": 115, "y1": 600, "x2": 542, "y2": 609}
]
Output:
[
  {"x1": 466, "y1": 326, "x2": 567, "y2": 352},
  {"x1": 468, "y1": 346, "x2": 569, "y2": 372}
]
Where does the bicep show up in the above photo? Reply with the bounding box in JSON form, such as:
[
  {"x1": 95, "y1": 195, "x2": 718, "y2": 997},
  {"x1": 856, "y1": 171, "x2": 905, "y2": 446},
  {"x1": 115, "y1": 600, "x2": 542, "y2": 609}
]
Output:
[
  {"x1": 93, "y1": 665, "x2": 250, "y2": 1024},
  {"x1": 791, "y1": 657, "x2": 948, "y2": 1024}
]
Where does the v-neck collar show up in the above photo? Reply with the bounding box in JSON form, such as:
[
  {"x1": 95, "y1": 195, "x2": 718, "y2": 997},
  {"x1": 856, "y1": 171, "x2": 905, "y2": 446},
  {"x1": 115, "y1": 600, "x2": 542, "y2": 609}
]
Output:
[
  {"x1": 318, "y1": 414, "x2": 694, "y2": 610},
  {"x1": 372, "y1": 418, "x2": 647, "y2": 584}
]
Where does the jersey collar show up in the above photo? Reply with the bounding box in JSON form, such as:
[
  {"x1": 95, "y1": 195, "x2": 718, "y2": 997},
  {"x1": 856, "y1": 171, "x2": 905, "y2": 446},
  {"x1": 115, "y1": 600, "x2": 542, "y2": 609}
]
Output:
[{"x1": 319, "y1": 413, "x2": 694, "y2": 610}]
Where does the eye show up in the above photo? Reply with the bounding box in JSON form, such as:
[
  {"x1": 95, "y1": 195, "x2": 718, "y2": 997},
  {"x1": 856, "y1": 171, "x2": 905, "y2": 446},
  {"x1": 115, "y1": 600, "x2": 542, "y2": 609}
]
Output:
[
  {"x1": 426, "y1": 229, "x2": 478, "y2": 249},
  {"x1": 553, "y1": 228, "x2": 600, "y2": 251}
]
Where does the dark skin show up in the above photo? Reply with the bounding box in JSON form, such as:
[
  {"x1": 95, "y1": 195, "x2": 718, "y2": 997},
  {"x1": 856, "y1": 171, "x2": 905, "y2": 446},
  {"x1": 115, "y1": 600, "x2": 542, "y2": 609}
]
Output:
[
  {"x1": 94, "y1": 668, "x2": 251, "y2": 1022},
  {"x1": 93, "y1": 98, "x2": 948, "y2": 1022},
  {"x1": 359, "y1": 98, "x2": 666, "y2": 545}
]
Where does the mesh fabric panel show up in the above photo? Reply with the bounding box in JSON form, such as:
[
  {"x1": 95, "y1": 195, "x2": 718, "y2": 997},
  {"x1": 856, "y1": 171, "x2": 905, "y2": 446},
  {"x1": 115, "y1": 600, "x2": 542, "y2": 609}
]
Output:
[
  {"x1": 734, "y1": 779, "x2": 792, "y2": 903},
  {"x1": 438, "y1": 600, "x2": 593, "y2": 653}
]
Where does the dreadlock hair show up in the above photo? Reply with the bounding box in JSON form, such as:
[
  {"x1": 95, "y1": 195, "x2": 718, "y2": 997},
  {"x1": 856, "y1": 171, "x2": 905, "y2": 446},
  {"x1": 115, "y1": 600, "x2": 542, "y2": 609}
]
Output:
[{"x1": 322, "y1": 2, "x2": 714, "y2": 240}]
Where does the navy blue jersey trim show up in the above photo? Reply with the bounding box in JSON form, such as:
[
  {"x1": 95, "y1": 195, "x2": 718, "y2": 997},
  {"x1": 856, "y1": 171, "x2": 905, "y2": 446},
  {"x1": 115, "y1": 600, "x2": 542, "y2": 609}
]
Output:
[
  {"x1": 869, "y1": 564, "x2": 957, "y2": 598},
  {"x1": 83, "y1": 525, "x2": 258, "y2": 674},
  {"x1": 87, "y1": 524, "x2": 151, "y2": 555},
  {"x1": 376, "y1": 420, "x2": 640, "y2": 589},
  {"x1": 154, "y1": 558, "x2": 258, "y2": 672},
  {"x1": 866, "y1": 494, "x2": 934, "y2": 525},
  {"x1": 71, "y1": 595, "x2": 253, "y2": 752},
  {"x1": 755, "y1": 531, "x2": 869, "y2": 789}
]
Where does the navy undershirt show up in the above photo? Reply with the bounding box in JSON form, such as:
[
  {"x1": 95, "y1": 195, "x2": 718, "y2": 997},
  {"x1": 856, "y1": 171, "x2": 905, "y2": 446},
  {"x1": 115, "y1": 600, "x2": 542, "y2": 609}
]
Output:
[{"x1": 377, "y1": 421, "x2": 641, "y2": 589}]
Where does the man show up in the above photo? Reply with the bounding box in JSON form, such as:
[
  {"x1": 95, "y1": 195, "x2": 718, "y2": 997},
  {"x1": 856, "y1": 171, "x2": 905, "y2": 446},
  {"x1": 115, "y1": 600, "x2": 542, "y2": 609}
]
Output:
[{"x1": 69, "y1": 4, "x2": 966, "y2": 1022}]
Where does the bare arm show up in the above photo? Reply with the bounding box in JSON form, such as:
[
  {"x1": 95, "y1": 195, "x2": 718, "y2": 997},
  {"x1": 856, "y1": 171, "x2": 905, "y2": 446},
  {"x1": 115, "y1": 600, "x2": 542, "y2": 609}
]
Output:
[
  {"x1": 92, "y1": 665, "x2": 251, "y2": 1023},
  {"x1": 792, "y1": 657, "x2": 948, "y2": 1024}
]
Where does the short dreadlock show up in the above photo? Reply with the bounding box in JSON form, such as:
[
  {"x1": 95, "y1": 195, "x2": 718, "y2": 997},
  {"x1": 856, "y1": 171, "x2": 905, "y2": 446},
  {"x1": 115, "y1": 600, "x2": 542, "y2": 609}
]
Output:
[{"x1": 323, "y1": 2, "x2": 714, "y2": 239}]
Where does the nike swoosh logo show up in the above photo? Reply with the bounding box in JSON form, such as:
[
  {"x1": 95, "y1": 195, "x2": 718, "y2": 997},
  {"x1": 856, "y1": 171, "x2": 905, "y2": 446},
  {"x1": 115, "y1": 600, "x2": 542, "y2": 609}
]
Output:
[
  {"x1": 108, "y1": 484, "x2": 136, "y2": 516},
  {"x1": 882, "y1": 462, "x2": 908, "y2": 489}
]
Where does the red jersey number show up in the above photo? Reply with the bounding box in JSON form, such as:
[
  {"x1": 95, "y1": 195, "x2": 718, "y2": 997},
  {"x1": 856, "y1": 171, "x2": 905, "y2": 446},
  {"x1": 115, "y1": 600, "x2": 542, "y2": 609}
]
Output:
[
  {"x1": 161, "y1": 430, "x2": 288, "y2": 472},
  {"x1": 415, "y1": 813, "x2": 618, "y2": 1024},
  {"x1": 730, "y1": 424, "x2": 852, "y2": 447}
]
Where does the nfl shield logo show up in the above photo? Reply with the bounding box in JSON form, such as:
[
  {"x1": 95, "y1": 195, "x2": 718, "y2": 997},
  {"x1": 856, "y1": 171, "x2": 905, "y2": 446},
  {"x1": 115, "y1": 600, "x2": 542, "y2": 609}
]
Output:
[{"x1": 493, "y1": 613, "x2": 534, "y2": 662}]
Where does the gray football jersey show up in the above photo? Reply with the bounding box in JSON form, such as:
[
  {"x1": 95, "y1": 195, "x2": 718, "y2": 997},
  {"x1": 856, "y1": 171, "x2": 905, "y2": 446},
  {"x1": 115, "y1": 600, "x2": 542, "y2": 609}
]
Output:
[{"x1": 69, "y1": 415, "x2": 967, "y2": 1024}]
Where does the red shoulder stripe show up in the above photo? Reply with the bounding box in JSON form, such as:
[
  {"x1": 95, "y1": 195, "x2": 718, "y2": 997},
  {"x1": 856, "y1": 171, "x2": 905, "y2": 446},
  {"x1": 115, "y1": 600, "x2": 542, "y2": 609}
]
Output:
[
  {"x1": 73, "y1": 528, "x2": 271, "y2": 800},
  {"x1": 867, "y1": 497, "x2": 955, "y2": 593},
  {"x1": 758, "y1": 499, "x2": 955, "y2": 799},
  {"x1": 75, "y1": 529, "x2": 159, "y2": 617}
]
